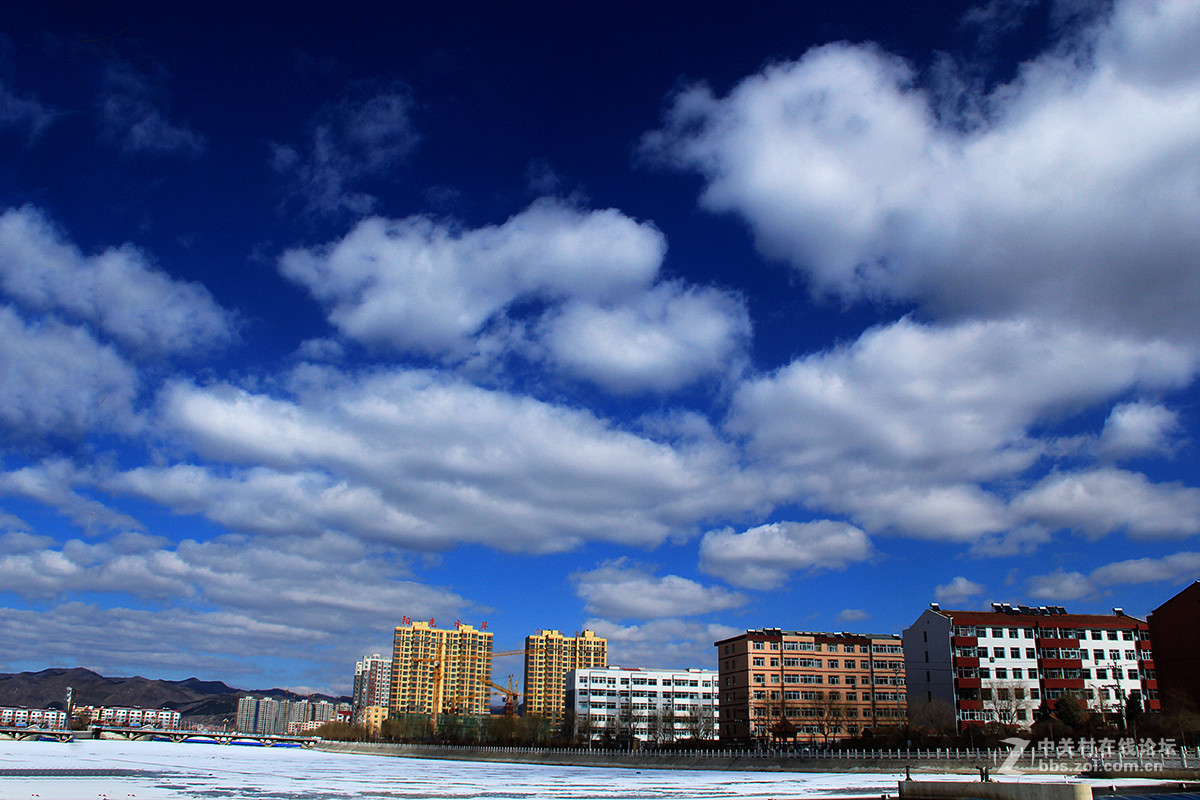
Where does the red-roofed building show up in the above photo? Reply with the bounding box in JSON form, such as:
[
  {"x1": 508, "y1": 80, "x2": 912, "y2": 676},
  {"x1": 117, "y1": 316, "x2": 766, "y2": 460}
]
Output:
[{"x1": 903, "y1": 603, "x2": 1158, "y2": 731}]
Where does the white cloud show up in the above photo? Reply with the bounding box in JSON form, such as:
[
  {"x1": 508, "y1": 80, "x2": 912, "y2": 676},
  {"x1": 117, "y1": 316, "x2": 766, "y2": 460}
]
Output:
[
  {"x1": 571, "y1": 560, "x2": 745, "y2": 620},
  {"x1": 934, "y1": 576, "x2": 984, "y2": 606},
  {"x1": 272, "y1": 82, "x2": 419, "y2": 217},
  {"x1": 836, "y1": 608, "x2": 870, "y2": 623},
  {"x1": 1012, "y1": 467, "x2": 1200, "y2": 539},
  {"x1": 0, "y1": 206, "x2": 238, "y2": 356},
  {"x1": 131, "y1": 365, "x2": 756, "y2": 553},
  {"x1": 583, "y1": 617, "x2": 740, "y2": 670},
  {"x1": 698, "y1": 520, "x2": 874, "y2": 589},
  {"x1": 0, "y1": 306, "x2": 140, "y2": 439},
  {"x1": 99, "y1": 63, "x2": 205, "y2": 157},
  {"x1": 1026, "y1": 570, "x2": 1095, "y2": 601},
  {"x1": 725, "y1": 317, "x2": 1193, "y2": 540},
  {"x1": 0, "y1": 460, "x2": 143, "y2": 534},
  {"x1": 645, "y1": 0, "x2": 1200, "y2": 346},
  {"x1": 280, "y1": 198, "x2": 666, "y2": 357},
  {"x1": 1098, "y1": 401, "x2": 1182, "y2": 459},
  {"x1": 538, "y1": 282, "x2": 750, "y2": 394},
  {"x1": 1027, "y1": 551, "x2": 1200, "y2": 601}
]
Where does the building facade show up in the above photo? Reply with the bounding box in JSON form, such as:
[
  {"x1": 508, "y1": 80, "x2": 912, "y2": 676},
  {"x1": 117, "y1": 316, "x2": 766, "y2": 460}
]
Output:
[
  {"x1": 353, "y1": 653, "x2": 393, "y2": 714},
  {"x1": 390, "y1": 620, "x2": 493, "y2": 717},
  {"x1": 715, "y1": 628, "x2": 906, "y2": 744},
  {"x1": 524, "y1": 629, "x2": 607, "y2": 723},
  {"x1": 0, "y1": 707, "x2": 68, "y2": 728},
  {"x1": 903, "y1": 603, "x2": 1159, "y2": 731},
  {"x1": 234, "y1": 696, "x2": 341, "y2": 734},
  {"x1": 566, "y1": 666, "x2": 717, "y2": 742},
  {"x1": 1147, "y1": 582, "x2": 1200, "y2": 711},
  {"x1": 78, "y1": 706, "x2": 182, "y2": 728}
]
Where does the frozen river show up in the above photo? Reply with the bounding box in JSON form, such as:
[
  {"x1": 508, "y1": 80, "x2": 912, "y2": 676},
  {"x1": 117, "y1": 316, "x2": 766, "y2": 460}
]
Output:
[
  {"x1": 0, "y1": 740, "x2": 1161, "y2": 800},
  {"x1": 0, "y1": 739, "x2": 939, "y2": 800}
]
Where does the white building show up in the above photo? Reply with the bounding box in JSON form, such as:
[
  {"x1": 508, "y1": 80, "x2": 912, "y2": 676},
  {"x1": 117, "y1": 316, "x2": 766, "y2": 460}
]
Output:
[
  {"x1": 353, "y1": 653, "x2": 392, "y2": 712},
  {"x1": 79, "y1": 706, "x2": 182, "y2": 728},
  {"x1": 0, "y1": 707, "x2": 68, "y2": 728},
  {"x1": 566, "y1": 666, "x2": 717, "y2": 742}
]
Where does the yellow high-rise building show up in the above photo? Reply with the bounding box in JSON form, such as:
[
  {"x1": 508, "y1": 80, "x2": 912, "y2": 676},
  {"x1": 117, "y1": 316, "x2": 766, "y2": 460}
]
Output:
[
  {"x1": 524, "y1": 629, "x2": 606, "y2": 723},
  {"x1": 390, "y1": 620, "x2": 493, "y2": 717}
]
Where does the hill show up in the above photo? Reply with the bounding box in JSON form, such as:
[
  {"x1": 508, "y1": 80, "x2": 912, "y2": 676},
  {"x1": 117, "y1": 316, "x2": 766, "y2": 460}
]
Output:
[{"x1": 0, "y1": 668, "x2": 349, "y2": 726}]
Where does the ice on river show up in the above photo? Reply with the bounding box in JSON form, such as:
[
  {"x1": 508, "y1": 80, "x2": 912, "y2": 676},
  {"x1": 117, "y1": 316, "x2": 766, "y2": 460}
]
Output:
[{"x1": 0, "y1": 740, "x2": 1152, "y2": 800}]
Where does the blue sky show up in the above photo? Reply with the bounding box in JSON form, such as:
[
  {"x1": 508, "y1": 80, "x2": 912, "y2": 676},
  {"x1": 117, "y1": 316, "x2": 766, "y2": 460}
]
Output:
[{"x1": 2, "y1": 0, "x2": 1199, "y2": 696}]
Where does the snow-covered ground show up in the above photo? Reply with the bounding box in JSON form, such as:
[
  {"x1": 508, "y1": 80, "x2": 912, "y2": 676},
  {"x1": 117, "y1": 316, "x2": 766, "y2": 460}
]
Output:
[{"x1": 0, "y1": 740, "x2": 1168, "y2": 800}]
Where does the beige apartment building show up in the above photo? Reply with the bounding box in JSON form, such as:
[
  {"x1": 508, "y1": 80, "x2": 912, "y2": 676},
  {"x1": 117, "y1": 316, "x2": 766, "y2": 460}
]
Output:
[
  {"x1": 524, "y1": 629, "x2": 607, "y2": 723},
  {"x1": 715, "y1": 628, "x2": 905, "y2": 743},
  {"x1": 390, "y1": 620, "x2": 493, "y2": 717}
]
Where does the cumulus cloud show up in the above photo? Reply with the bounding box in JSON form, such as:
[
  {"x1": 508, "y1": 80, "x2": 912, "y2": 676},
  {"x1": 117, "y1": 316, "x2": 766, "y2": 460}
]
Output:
[
  {"x1": 1098, "y1": 401, "x2": 1183, "y2": 459},
  {"x1": 1028, "y1": 552, "x2": 1200, "y2": 601},
  {"x1": 281, "y1": 199, "x2": 752, "y2": 393},
  {"x1": 272, "y1": 82, "x2": 419, "y2": 217},
  {"x1": 280, "y1": 199, "x2": 666, "y2": 356},
  {"x1": 0, "y1": 206, "x2": 238, "y2": 356},
  {"x1": 133, "y1": 365, "x2": 756, "y2": 553},
  {"x1": 725, "y1": 317, "x2": 1193, "y2": 540},
  {"x1": 836, "y1": 608, "x2": 870, "y2": 623},
  {"x1": 538, "y1": 282, "x2": 751, "y2": 394},
  {"x1": 99, "y1": 63, "x2": 205, "y2": 157},
  {"x1": 698, "y1": 520, "x2": 874, "y2": 589},
  {"x1": 935, "y1": 576, "x2": 984, "y2": 606},
  {"x1": 0, "y1": 460, "x2": 143, "y2": 534},
  {"x1": 645, "y1": 0, "x2": 1200, "y2": 346},
  {"x1": 571, "y1": 560, "x2": 745, "y2": 619},
  {"x1": 0, "y1": 306, "x2": 140, "y2": 439},
  {"x1": 583, "y1": 617, "x2": 741, "y2": 670},
  {"x1": 1012, "y1": 467, "x2": 1200, "y2": 539}
]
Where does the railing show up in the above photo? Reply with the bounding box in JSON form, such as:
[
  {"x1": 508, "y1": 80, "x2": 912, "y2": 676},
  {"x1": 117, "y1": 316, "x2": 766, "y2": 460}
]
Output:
[{"x1": 327, "y1": 740, "x2": 1200, "y2": 769}]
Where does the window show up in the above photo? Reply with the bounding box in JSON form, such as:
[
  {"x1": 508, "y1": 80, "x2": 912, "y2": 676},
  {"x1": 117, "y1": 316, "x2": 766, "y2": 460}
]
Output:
[
  {"x1": 1009, "y1": 628, "x2": 1019, "y2": 638},
  {"x1": 770, "y1": 658, "x2": 779, "y2": 667},
  {"x1": 1012, "y1": 668, "x2": 1023, "y2": 679},
  {"x1": 1026, "y1": 648, "x2": 1036, "y2": 659},
  {"x1": 1122, "y1": 631, "x2": 1133, "y2": 641},
  {"x1": 828, "y1": 676, "x2": 840, "y2": 685},
  {"x1": 993, "y1": 647, "x2": 1005, "y2": 658},
  {"x1": 1010, "y1": 648, "x2": 1021, "y2": 658},
  {"x1": 995, "y1": 668, "x2": 1008, "y2": 679},
  {"x1": 1110, "y1": 649, "x2": 1121, "y2": 660},
  {"x1": 753, "y1": 642, "x2": 763, "y2": 650},
  {"x1": 979, "y1": 668, "x2": 991, "y2": 679},
  {"x1": 1096, "y1": 668, "x2": 1107, "y2": 679},
  {"x1": 1107, "y1": 630, "x2": 1118, "y2": 640},
  {"x1": 753, "y1": 674, "x2": 764, "y2": 684},
  {"x1": 828, "y1": 659, "x2": 839, "y2": 668},
  {"x1": 752, "y1": 657, "x2": 764, "y2": 666},
  {"x1": 1128, "y1": 669, "x2": 1138, "y2": 680},
  {"x1": 1125, "y1": 650, "x2": 1136, "y2": 661},
  {"x1": 1024, "y1": 629, "x2": 1035, "y2": 638},
  {"x1": 992, "y1": 627, "x2": 1004, "y2": 637}
]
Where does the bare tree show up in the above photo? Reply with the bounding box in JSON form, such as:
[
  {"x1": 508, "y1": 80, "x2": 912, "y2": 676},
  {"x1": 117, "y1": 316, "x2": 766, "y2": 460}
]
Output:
[
  {"x1": 813, "y1": 691, "x2": 848, "y2": 746},
  {"x1": 983, "y1": 680, "x2": 1032, "y2": 728}
]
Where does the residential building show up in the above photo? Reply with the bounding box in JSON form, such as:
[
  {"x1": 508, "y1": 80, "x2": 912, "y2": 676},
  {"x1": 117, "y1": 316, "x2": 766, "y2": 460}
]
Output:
[
  {"x1": 566, "y1": 666, "x2": 717, "y2": 742},
  {"x1": 358, "y1": 704, "x2": 389, "y2": 734},
  {"x1": 903, "y1": 603, "x2": 1159, "y2": 731},
  {"x1": 0, "y1": 707, "x2": 68, "y2": 728},
  {"x1": 715, "y1": 628, "x2": 906, "y2": 744},
  {"x1": 1147, "y1": 582, "x2": 1200, "y2": 711},
  {"x1": 77, "y1": 706, "x2": 182, "y2": 728},
  {"x1": 390, "y1": 620, "x2": 493, "y2": 717},
  {"x1": 524, "y1": 629, "x2": 607, "y2": 723},
  {"x1": 353, "y1": 653, "x2": 392, "y2": 713}
]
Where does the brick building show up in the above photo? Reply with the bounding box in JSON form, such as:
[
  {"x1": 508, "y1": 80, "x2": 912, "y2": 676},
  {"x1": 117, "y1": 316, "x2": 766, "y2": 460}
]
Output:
[{"x1": 715, "y1": 628, "x2": 905, "y2": 743}]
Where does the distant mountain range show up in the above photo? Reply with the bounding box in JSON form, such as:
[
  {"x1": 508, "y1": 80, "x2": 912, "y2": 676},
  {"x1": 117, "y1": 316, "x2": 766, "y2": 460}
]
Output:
[{"x1": 0, "y1": 668, "x2": 348, "y2": 726}]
